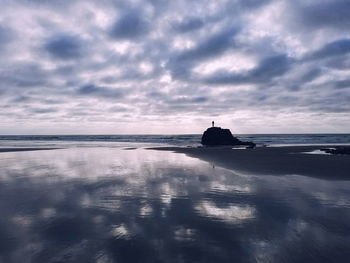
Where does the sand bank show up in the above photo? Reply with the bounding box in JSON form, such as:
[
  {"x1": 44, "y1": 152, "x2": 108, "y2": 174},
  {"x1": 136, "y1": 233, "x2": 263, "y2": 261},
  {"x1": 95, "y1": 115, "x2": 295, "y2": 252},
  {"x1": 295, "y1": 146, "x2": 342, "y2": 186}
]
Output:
[
  {"x1": 0, "y1": 148, "x2": 61, "y2": 153},
  {"x1": 149, "y1": 146, "x2": 350, "y2": 180}
]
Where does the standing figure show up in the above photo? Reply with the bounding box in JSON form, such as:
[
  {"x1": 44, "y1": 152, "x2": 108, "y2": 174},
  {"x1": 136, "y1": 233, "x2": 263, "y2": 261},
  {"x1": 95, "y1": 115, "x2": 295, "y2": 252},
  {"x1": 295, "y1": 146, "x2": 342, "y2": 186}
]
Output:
[{"x1": 212, "y1": 121, "x2": 214, "y2": 127}]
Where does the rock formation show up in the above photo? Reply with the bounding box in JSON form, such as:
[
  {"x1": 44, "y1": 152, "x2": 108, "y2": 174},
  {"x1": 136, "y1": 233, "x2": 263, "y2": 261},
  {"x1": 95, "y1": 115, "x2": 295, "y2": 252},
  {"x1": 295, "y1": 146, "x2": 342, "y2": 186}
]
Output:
[
  {"x1": 201, "y1": 126, "x2": 256, "y2": 147},
  {"x1": 320, "y1": 146, "x2": 350, "y2": 155}
]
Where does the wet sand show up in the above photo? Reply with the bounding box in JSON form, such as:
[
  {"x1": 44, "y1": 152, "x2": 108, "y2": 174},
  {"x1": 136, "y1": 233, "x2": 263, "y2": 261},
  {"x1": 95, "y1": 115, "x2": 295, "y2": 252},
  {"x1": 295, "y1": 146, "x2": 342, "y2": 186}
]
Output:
[
  {"x1": 0, "y1": 148, "x2": 60, "y2": 153},
  {"x1": 150, "y1": 146, "x2": 350, "y2": 180}
]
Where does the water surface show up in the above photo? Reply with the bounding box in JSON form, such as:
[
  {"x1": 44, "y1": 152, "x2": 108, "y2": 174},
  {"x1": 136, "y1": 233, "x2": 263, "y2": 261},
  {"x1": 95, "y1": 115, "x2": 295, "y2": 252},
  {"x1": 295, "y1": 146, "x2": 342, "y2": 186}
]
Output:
[
  {"x1": 0, "y1": 147, "x2": 350, "y2": 262},
  {"x1": 1, "y1": 133, "x2": 350, "y2": 148}
]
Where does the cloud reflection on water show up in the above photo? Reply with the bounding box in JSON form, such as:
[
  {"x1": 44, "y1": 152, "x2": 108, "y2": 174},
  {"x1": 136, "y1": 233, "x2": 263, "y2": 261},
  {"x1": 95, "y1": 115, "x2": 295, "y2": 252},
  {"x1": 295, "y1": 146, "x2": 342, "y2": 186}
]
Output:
[
  {"x1": 195, "y1": 201, "x2": 255, "y2": 224},
  {"x1": 0, "y1": 148, "x2": 350, "y2": 262}
]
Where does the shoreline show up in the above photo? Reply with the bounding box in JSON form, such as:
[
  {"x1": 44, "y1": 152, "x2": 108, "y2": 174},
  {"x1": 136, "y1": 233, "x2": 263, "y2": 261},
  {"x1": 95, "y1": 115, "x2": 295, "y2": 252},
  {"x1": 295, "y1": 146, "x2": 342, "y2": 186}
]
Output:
[{"x1": 149, "y1": 145, "x2": 350, "y2": 180}]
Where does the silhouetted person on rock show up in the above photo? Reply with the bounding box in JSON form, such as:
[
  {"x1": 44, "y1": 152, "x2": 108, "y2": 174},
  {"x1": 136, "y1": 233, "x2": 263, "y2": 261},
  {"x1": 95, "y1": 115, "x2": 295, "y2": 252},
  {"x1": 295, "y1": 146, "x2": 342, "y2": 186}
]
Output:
[{"x1": 201, "y1": 124, "x2": 256, "y2": 147}]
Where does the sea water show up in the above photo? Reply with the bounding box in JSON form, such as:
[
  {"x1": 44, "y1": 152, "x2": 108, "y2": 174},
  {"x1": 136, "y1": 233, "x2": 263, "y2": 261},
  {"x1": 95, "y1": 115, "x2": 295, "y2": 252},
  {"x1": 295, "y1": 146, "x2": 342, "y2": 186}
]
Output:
[{"x1": 0, "y1": 134, "x2": 350, "y2": 149}]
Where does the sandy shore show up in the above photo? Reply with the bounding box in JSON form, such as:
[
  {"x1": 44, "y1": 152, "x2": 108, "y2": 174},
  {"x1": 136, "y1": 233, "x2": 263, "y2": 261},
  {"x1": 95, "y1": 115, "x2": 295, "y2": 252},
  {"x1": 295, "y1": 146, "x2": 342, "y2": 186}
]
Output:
[
  {"x1": 0, "y1": 148, "x2": 61, "y2": 153},
  {"x1": 149, "y1": 146, "x2": 350, "y2": 180}
]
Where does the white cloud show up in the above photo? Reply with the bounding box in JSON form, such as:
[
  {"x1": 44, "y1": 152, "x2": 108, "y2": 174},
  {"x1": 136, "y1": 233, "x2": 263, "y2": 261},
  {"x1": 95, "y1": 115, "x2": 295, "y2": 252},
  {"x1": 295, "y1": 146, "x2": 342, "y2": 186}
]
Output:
[{"x1": 1, "y1": 0, "x2": 350, "y2": 134}]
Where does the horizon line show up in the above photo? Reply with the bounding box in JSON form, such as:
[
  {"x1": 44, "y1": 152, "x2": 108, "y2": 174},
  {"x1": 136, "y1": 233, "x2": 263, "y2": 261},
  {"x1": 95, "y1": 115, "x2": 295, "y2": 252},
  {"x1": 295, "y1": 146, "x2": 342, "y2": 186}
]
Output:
[{"x1": 0, "y1": 133, "x2": 349, "y2": 136}]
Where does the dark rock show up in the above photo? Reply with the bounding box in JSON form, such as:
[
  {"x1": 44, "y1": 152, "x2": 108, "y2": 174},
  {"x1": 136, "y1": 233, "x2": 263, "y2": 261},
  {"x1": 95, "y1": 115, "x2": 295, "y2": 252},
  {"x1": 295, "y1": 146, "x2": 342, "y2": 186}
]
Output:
[
  {"x1": 320, "y1": 146, "x2": 350, "y2": 155},
  {"x1": 201, "y1": 127, "x2": 256, "y2": 147}
]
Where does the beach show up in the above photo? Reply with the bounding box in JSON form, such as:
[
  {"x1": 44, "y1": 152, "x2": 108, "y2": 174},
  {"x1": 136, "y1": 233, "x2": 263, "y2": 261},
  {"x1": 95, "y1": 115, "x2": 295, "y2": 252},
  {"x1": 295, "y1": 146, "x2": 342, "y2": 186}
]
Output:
[
  {"x1": 150, "y1": 145, "x2": 350, "y2": 180},
  {"x1": 2, "y1": 0, "x2": 350, "y2": 261}
]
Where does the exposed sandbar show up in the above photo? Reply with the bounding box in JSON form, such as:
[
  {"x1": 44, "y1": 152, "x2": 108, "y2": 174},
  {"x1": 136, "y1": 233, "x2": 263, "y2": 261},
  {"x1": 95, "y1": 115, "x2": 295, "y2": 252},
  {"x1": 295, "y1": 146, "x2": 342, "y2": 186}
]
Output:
[{"x1": 149, "y1": 146, "x2": 350, "y2": 180}]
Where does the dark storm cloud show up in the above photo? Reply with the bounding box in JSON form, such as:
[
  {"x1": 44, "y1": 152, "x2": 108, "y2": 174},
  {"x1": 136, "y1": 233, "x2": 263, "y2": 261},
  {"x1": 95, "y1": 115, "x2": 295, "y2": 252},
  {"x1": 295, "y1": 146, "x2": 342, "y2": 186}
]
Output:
[
  {"x1": 77, "y1": 84, "x2": 125, "y2": 98},
  {"x1": 30, "y1": 107, "x2": 58, "y2": 114},
  {"x1": 173, "y1": 18, "x2": 204, "y2": 33},
  {"x1": 11, "y1": 95, "x2": 31, "y2": 103},
  {"x1": 299, "y1": 68, "x2": 322, "y2": 83},
  {"x1": 177, "y1": 27, "x2": 239, "y2": 62},
  {"x1": 333, "y1": 79, "x2": 350, "y2": 89},
  {"x1": 306, "y1": 39, "x2": 350, "y2": 61},
  {"x1": 108, "y1": 105, "x2": 130, "y2": 112},
  {"x1": 305, "y1": 90, "x2": 350, "y2": 113},
  {"x1": 203, "y1": 54, "x2": 293, "y2": 85},
  {"x1": 324, "y1": 56, "x2": 350, "y2": 70},
  {"x1": 168, "y1": 96, "x2": 209, "y2": 104},
  {"x1": 297, "y1": 0, "x2": 350, "y2": 29},
  {"x1": 239, "y1": 0, "x2": 272, "y2": 9},
  {"x1": 0, "y1": 64, "x2": 50, "y2": 88},
  {"x1": 0, "y1": 24, "x2": 13, "y2": 46},
  {"x1": 44, "y1": 34, "x2": 85, "y2": 59},
  {"x1": 17, "y1": 0, "x2": 77, "y2": 8},
  {"x1": 250, "y1": 55, "x2": 292, "y2": 81},
  {"x1": 168, "y1": 26, "x2": 240, "y2": 80},
  {"x1": 109, "y1": 10, "x2": 150, "y2": 39}
]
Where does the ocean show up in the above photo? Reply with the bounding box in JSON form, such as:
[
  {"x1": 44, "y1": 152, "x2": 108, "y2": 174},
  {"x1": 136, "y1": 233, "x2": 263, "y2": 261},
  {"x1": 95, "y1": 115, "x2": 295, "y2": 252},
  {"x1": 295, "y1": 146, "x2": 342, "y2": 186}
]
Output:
[{"x1": 0, "y1": 134, "x2": 350, "y2": 148}]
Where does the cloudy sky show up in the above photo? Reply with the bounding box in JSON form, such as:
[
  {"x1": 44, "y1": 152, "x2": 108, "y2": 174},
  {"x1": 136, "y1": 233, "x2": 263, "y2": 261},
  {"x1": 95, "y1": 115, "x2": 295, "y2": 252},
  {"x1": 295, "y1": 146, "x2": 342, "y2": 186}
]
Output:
[{"x1": 1, "y1": 0, "x2": 350, "y2": 134}]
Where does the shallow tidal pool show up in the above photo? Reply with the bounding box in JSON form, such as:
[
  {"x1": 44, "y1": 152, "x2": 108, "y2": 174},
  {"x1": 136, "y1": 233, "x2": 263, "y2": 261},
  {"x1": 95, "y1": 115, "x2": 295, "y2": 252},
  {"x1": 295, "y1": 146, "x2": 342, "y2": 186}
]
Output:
[{"x1": 0, "y1": 147, "x2": 350, "y2": 263}]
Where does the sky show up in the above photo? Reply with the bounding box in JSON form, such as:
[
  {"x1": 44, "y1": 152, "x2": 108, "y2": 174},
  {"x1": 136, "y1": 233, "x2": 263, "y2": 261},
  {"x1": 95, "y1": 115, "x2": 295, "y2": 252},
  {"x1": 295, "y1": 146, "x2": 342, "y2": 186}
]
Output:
[{"x1": 1, "y1": 0, "x2": 350, "y2": 134}]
